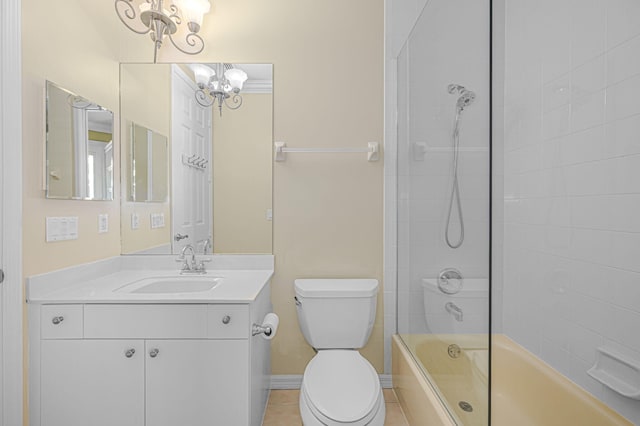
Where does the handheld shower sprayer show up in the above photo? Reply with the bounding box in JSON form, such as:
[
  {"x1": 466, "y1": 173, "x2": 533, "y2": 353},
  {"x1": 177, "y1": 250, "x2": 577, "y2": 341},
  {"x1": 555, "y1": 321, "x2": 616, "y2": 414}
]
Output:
[
  {"x1": 447, "y1": 84, "x2": 476, "y2": 112},
  {"x1": 444, "y1": 83, "x2": 476, "y2": 249}
]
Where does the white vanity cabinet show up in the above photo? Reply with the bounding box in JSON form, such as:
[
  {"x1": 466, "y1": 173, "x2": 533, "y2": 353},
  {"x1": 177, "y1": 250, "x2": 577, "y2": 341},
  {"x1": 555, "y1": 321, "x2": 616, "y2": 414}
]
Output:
[
  {"x1": 41, "y1": 339, "x2": 145, "y2": 426},
  {"x1": 30, "y1": 285, "x2": 271, "y2": 426}
]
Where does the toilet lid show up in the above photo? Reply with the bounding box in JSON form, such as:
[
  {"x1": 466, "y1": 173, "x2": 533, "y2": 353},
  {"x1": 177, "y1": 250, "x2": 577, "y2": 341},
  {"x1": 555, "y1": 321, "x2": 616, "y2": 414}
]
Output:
[{"x1": 302, "y1": 351, "x2": 380, "y2": 423}]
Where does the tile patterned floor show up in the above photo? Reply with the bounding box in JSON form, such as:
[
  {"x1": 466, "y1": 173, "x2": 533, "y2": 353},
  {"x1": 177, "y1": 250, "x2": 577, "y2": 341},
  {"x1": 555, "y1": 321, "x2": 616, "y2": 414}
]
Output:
[{"x1": 263, "y1": 389, "x2": 409, "y2": 425}]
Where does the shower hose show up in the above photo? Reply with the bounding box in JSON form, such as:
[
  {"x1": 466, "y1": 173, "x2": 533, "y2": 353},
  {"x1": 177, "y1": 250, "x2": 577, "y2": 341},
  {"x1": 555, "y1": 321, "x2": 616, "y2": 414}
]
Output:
[{"x1": 445, "y1": 110, "x2": 464, "y2": 249}]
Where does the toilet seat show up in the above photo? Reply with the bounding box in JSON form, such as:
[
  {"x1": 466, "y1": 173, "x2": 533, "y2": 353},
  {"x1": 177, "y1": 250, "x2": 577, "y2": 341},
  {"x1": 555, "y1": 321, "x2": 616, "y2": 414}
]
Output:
[{"x1": 301, "y1": 350, "x2": 383, "y2": 424}]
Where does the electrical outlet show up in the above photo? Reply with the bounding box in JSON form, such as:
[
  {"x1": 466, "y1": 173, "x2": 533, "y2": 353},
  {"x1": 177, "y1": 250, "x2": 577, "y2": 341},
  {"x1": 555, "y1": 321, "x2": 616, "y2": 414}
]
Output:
[
  {"x1": 131, "y1": 213, "x2": 140, "y2": 230},
  {"x1": 98, "y1": 214, "x2": 109, "y2": 233}
]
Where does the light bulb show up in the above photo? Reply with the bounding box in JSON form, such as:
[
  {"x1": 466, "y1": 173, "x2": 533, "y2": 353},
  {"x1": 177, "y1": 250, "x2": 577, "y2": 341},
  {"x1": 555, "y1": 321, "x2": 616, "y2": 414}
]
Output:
[
  {"x1": 224, "y1": 68, "x2": 248, "y2": 91},
  {"x1": 190, "y1": 64, "x2": 215, "y2": 88},
  {"x1": 173, "y1": 0, "x2": 210, "y2": 30}
]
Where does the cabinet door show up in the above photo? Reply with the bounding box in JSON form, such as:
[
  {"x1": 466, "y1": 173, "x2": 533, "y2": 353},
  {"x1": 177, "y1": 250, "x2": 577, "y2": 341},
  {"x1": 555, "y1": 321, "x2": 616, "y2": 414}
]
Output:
[
  {"x1": 146, "y1": 339, "x2": 249, "y2": 426},
  {"x1": 41, "y1": 339, "x2": 144, "y2": 426}
]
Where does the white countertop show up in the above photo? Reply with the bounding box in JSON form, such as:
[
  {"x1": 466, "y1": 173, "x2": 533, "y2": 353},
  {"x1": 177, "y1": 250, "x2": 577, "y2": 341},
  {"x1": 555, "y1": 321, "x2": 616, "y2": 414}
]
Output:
[{"x1": 27, "y1": 255, "x2": 274, "y2": 304}]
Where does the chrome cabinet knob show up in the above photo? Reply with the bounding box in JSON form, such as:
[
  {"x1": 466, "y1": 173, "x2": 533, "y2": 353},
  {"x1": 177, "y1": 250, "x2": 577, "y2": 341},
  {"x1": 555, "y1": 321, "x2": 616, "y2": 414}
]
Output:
[
  {"x1": 149, "y1": 348, "x2": 159, "y2": 358},
  {"x1": 125, "y1": 349, "x2": 136, "y2": 358},
  {"x1": 52, "y1": 316, "x2": 64, "y2": 325},
  {"x1": 222, "y1": 315, "x2": 231, "y2": 325}
]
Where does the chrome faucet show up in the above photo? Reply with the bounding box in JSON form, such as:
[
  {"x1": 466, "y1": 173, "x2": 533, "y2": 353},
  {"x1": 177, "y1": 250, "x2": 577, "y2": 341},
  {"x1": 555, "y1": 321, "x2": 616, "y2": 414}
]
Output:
[
  {"x1": 445, "y1": 302, "x2": 463, "y2": 322},
  {"x1": 202, "y1": 238, "x2": 212, "y2": 255},
  {"x1": 177, "y1": 244, "x2": 207, "y2": 274}
]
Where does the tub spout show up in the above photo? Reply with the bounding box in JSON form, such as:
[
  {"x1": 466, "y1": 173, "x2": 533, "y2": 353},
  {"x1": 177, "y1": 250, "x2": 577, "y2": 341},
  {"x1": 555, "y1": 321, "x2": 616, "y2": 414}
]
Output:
[{"x1": 445, "y1": 302, "x2": 463, "y2": 321}]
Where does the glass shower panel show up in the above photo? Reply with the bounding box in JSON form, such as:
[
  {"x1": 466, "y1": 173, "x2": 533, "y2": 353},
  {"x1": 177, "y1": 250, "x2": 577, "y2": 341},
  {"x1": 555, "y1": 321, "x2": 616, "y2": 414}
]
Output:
[{"x1": 396, "y1": 0, "x2": 491, "y2": 424}]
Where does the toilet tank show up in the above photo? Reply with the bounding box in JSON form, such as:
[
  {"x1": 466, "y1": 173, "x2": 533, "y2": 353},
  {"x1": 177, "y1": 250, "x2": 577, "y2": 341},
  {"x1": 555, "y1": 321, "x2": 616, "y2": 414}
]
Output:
[{"x1": 294, "y1": 279, "x2": 378, "y2": 350}]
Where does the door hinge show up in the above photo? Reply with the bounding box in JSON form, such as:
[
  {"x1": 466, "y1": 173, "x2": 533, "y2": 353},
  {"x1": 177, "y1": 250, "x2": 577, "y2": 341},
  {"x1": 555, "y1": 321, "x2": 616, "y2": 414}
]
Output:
[{"x1": 0, "y1": 269, "x2": 4, "y2": 284}]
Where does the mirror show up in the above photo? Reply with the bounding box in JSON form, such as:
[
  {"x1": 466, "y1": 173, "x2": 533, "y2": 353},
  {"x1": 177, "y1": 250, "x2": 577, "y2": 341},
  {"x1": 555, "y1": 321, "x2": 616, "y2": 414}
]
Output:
[
  {"x1": 120, "y1": 63, "x2": 273, "y2": 255},
  {"x1": 45, "y1": 81, "x2": 114, "y2": 200},
  {"x1": 129, "y1": 123, "x2": 169, "y2": 202}
]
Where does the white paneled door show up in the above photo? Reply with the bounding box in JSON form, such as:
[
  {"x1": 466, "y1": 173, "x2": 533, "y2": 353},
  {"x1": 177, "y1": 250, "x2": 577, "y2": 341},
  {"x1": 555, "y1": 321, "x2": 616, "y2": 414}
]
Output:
[
  {"x1": 171, "y1": 66, "x2": 212, "y2": 254},
  {"x1": 0, "y1": 177, "x2": 3, "y2": 426},
  {"x1": 2, "y1": 0, "x2": 23, "y2": 424}
]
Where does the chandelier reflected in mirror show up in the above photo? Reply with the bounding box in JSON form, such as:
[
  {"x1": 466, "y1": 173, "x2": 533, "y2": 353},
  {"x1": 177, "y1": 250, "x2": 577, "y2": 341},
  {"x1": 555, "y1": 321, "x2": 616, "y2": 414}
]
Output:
[
  {"x1": 115, "y1": 0, "x2": 211, "y2": 63},
  {"x1": 190, "y1": 64, "x2": 248, "y2": 116}
]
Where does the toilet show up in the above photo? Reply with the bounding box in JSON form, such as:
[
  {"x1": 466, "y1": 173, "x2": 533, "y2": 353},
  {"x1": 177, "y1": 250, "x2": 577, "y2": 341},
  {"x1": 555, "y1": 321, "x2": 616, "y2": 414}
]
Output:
[{"x1": 294, "y1": 279, "x2": 385, "y2": 425}]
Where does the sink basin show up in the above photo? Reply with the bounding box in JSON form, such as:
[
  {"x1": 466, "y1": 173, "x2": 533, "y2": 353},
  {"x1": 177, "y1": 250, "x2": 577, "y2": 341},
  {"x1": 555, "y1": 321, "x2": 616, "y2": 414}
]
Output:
[{"x1": 116, "y1": 276, "x2": 222, "y2": 294}]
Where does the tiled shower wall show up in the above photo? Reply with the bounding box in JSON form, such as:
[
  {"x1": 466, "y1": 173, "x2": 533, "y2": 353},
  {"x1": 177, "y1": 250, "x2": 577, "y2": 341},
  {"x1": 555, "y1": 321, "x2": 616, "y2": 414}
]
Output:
[
  {"x1": 395, "y1": 0, "x2": 490, "y2": 336},
  {"x1": 501, "y1": 0, "x2": 640, "y2": 421}
]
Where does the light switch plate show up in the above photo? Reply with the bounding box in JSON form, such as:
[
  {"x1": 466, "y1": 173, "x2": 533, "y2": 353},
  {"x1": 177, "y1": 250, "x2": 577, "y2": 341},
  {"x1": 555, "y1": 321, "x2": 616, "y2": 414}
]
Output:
[
  {"x1": 150, "y1": 213, "x2": 165, "y2": 229},
  {"x1": 46, "y1": 216, "x2": 79, "y2": 242}
]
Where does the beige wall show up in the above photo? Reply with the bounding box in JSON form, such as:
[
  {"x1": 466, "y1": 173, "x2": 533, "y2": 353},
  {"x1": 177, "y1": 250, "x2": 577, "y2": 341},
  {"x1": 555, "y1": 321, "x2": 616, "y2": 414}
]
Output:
[
  {"x1": 213, "y1": 93, "x2": 273, "y2": 254},
  {"x1": 22, "y1": 4, "x2": 384, "y2": 421},
  {"x1": 120, "y1": 64, "x2": 172, "y2": 254},
  {"x1": 22, "y1": 0, "x2": 122, "y2": 279}
]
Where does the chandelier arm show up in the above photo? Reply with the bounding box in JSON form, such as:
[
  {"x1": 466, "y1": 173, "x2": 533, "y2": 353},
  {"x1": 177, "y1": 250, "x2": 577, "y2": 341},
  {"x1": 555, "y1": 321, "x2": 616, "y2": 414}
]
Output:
[
  {"x1": 195, "y1": 89, "x2": 215, "y2": 107},
  {"x1": 168, "y1": 31, "x2": 205, "y2": 55},
  {"x1": 168, "y1": 4, "x2": 182, "y2": 25},
  {"x1": 223, "y1": 94, "x2": 243, "y2": 110},
  {"x1": 115, "y1": 0, "x2": 153, "y2": 35}
]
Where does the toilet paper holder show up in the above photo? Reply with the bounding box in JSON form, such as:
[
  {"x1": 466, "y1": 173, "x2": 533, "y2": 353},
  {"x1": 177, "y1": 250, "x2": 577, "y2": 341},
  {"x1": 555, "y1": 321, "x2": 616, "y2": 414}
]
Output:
[{"x1": 252, "y1": 323, "x2": 273, "y2": 337}]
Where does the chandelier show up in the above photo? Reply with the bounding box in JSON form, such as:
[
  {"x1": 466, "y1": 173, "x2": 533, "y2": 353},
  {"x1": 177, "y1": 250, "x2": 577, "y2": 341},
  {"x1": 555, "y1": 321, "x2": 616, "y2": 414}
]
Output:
[
  {"x1": 115, "y1": 0, "x2": 211, "y2": 63},
  {"x1": 190, "y1": 64, "x2": 248, "y2": 116}
]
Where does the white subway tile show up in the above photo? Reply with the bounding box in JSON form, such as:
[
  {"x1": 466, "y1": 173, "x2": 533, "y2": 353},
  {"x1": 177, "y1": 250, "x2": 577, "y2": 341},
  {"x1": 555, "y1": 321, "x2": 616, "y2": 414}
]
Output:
[
  {"x1": 571, "y1": 0, "x2": 606, "y2": 66},
  {"x1": 567, "y1": 322, "x2": 605, "y2": 364},
  {"x1": 572, "y1": 56, "x2": 607, "y2": 99},
  {"x1": 571, "y1": 90, "x2": 605, "y2": 133},
  {"x1": 606, "y1": 34, "x2": 640, "y2": 87},
  {"x1": 568, "y1": 259, "x2": 611, "y2": 302},
  {"x1": 571, "y1": 195, "x2": 610, "y2": 230},
  {"x1": 607, "y1": 194, "x2": 640, "y2": 233},
  {"x1": 606, "y1": 74, "x2": 640, "y2": 122},
  {"x1": 543, "y1": 73, "x2": 571, "y2": 112},
  {"x1": 612, "y1": 307, "x2": 640, "y2": 353},
  {"x1": 543, "y1": 104, "x2": 571, "y2": 140},
  {"x1": 606, "y1": 0, "x2": 640, "y2": 49},
  {"x1": 609, "y1": 267, "x2": 640, "y2": 313},
  {"x1": 604, "y1": 114, "x2": 640, "y2": 158},
  {"x1": 610, "y1": 154, "x2": 640, "y2": 195},
  {"x1": 566, "y1": 355, "x2": 605, "y2": 399},
  {"x1": 610, "y1": 231, "x2": 640, "y2": 273},
  {"x1": 540, "y1": 0, "x2": 572, "y2": 82}
]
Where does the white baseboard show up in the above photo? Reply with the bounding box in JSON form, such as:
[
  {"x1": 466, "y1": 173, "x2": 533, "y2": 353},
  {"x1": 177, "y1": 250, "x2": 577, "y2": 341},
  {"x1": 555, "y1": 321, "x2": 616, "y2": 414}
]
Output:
[
  {"x1": 270, "y1": 374, "x2": 393, "y2": 390},
  {"x1": 379, "y1": 374, "x2": 393, "y2": 389},
  {"x1": 270, "y1": 375, "x2": 303, "y2": 389}
]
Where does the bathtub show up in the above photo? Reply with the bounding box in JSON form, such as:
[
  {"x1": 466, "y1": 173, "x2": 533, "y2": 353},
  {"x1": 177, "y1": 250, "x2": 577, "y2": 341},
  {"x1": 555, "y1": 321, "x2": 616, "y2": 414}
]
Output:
[{"x1": 392, "y1": 334, "x2": 632, "y2": 425}]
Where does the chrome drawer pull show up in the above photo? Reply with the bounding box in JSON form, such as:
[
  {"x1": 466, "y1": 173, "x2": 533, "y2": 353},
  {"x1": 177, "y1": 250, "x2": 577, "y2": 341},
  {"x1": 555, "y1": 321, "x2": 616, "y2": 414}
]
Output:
[
  {"x1": 149, "y1": 348, "x2": 160, "y2": 358},
  {"x1": 125, "y1": 349, "x2": 136, "y2": 358},
  {"x1": 52, "y1": 316, "x2": 64, "y2": 325},
  {"x1": 222, "y1": 315, "x2": 231, "y2": 324}
]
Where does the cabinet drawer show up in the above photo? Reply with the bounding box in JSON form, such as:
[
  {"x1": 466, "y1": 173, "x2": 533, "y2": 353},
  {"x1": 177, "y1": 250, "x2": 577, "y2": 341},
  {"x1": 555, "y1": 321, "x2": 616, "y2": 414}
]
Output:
[
  {"x1": 41, "y1": 305, "x2": 83, "y2": 339},
  {"x1": 207, "y1": 305, "x2": 249, "y2": 338},
  {"x1": 84, "y1": 304, "x2": 208, "y2": 338}
]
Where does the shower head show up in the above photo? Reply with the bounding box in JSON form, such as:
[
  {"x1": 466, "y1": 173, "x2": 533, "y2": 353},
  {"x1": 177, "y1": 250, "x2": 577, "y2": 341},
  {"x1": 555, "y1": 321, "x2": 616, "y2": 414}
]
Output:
[
  {"x1": 447, "y1": 84, "x2": 467, "y2": 94},
  {"x1": 448, "y1": 84, "x2": 476, "y2": 112},
  {"x1": 456, "y1": 91, "x2": 476, "y2": 110}
]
